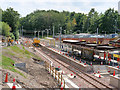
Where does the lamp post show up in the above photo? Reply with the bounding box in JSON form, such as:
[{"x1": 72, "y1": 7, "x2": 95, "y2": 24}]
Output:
[
  {"x1": 53, "y1": 24, "x2": 55, "y2": 38},
  {"x1": 42, "y1": 30, "x2": 45, "y2": 38},
  {"x1": 60, "y1": 27, "x2": 62, "y2": 49},
  {"x1": 96, "y1": 28, "x2": 98, "y2": 44},
  {"x1": 45, "y1": 29, "x2": 50, "y2": 37},
  {"x1": 34, "y1": 31, "x2": 37, "y2": 38},
  {"x1": 70, "y1": 30, "x2": 72, "y2": 34},
  {"x1": 64, "y1": 30, "x2": 66, "y2": 36},
  {"x1": 22, "y1": 26, "x2": 23, "y2": 36},
  {"x1": 38, "y1": 31, "x2": 40, "y2": 39},
  {"x1": 115, "y1": 20, "x2": 117, "y2": 34}
]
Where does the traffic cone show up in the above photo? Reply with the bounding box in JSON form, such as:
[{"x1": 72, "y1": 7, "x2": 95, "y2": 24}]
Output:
[
  {"x1": 80, "y1": 59, "x2": 81, "y2": 63},
  {"x1": 74, "y1": 57, "x2": 75, "y2": 60},
  {"x1": 91, "y1": 62, "x2": 92, "y2": 66},
  {"x1": 101, "y1": 62, "x2": 103, "y2": 65},
  {"x1": 61, "y1": 82, "x2": 63, "y2": 90},
  {"x1": 113, "y1": 71, "x2": 115, "y2": 76},
  {"x1": 97, "y1": 70, "x2": 100, "y2": 73},
  {"x1": 99, "y1": 74, "x2": 101, "y2": 78},
  {"x1": 67, "y1": 55, "x2": 69, "y2": 57},
  {"x1": 66, "y1": 54, "x2": 67, "y2": 56},
  {"x1": 99, "y1": 56, "x2": 101, "y2": 59},
  {"x1": 12, "y1": 79, "x2": 16, "y2": 90},
  {"x1": 5, "y1": 73, "x2": 8, "y2": 83},
  {"x1": 61, "y1": 71, "x2": 64, "y2": 74},
  {"x1": 108, "y1": 67, "x2": 110, "y2": 72}
]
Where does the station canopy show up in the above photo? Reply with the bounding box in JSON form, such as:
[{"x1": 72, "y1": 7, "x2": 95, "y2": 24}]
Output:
[
  {"x1": 85, "y1": 44, "x2": 98, "y2": 47},
  {"x1": 96, "y1": 46, "x2": 115, "y2": 49},
  {"x1": 63, "y1": 40, "x2": 80, "y2": 43}
]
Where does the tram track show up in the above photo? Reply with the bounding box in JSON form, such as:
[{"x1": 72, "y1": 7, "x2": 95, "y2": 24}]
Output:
[{"x1": 36, "y1": 46, "x2": 113, "y2": 90}]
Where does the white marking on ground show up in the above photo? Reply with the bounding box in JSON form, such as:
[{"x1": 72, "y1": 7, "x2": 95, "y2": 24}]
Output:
[
  {"x1": 7, "y1": 83, "x2": 22, "y2": 88},
  {"x1": 64, "y1": 78, "x2": 79, "y2": 88}
]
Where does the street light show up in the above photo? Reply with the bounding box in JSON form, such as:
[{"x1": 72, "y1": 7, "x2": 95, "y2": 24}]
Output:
[
  {"x1": 115, "y1": 20, "x2": 117, "y2": 34},
  {"x1": 42, "y1": 30, "x2": 45, "y2": 38},
  {"x1": 38, "y1": 31, "x2": 40, "y2": 39},
  {"x1": 22, "y1": 26, "x2": 23, "y2": 36},
  {"x1": 53, "y1": 23, "x2": 55, "y2": 38},
  {"x1": 96, "y1": 28, "x2": 98, "y2": 44},
  {"x1": 34, "y1": 31, "x2": 37, "y2": 38},
  {"x1": 64, "y1": 30, "x2": 66, "y2": 36},
  {"x1": 60, "y1": 26, "x2": 62, "y2": 49},
  {"x1": 45, "y1": 29, "x2": 50, "y2": 37},
  {"x1": 70, "y1": 30, "x2": 72, "y2": 34}
]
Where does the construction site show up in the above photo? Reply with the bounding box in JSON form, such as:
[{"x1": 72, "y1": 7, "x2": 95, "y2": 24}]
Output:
[
  {"x1": 1, "y1": 0, "x2": 120, "y2": 89},
  {"x1": 1, "y1": 33, "x2": 120, "y2": 89}
]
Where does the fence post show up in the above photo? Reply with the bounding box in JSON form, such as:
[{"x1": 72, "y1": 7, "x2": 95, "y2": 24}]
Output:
[
  {"x1": 58, "y1": 72, "x2": 60, "y2": 84},
  {"x1": 61, "y1": 74, "x2": 62, "y2": 83},
  {"x1": 50, "y1": 65, "x2": 51, "y2": 74},
  {"x1": 63, "y1": 79, "x2": 65, "y2": 88},
  {"x1": 55, "y1": 69, "x2": 57, "y2": 80}
]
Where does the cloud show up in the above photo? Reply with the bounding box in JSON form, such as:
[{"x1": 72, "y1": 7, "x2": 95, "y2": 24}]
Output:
[{"x1": 0, "y1": 0, "x2": 119, "y2": 17}]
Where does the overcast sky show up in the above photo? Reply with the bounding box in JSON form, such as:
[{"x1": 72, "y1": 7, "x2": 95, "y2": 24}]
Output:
[{"x1": 0, "y1": 0, "x2": 119, "y2": 17}]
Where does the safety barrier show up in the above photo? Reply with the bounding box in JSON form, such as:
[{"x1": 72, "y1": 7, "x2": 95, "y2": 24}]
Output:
[{"x1": 44, "y1": 61, "x2": 65, "y2": 88}]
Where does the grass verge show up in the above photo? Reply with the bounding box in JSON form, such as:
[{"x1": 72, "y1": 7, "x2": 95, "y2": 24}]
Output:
[{"x1": 1, "y1": 55, "x2": 25, "y2": 77}]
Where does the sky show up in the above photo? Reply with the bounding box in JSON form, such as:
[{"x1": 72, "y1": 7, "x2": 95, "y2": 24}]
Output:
[{"x1": 0, "y1": 0, "x2": 120, "y2": 17}]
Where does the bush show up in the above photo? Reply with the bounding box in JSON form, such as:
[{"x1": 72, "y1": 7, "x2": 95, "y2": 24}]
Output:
[
  {"x1": 1, "y1": 22, "x2": 11, "y2": 36},
  {"x1": 14, "y1": 30, "x2": 19, "y2": 40},
  {"x1": 10, "y1": 33, "x2": 15, "y2": 40}
]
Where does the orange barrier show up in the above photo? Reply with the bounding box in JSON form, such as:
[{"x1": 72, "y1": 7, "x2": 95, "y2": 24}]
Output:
[
  {"x1": 113, "y1": 71, "x2": 115, "y2": 76},
  {"x1": 12, "y1": 79, "x2": 16, "y2": 90},
  {"x1": 99, "y1": 75, "x2": 101, "y2": 78},
  {"x1": 5, "y1": 73, "x2": 8, "y2": 83}
]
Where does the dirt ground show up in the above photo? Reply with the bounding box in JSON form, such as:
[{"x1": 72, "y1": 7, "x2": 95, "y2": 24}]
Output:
[{"x1": 2, "y1": 44, "x2": 59, "y2": 88}]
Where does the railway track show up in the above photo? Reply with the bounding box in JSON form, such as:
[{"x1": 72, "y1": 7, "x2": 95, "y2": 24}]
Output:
[{"x1": 36, "y1": 46, "x2": 113, "y2": 90}]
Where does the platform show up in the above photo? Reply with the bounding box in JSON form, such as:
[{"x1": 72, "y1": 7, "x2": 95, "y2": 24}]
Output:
[{"x1": 110, "y1": 75, "x2": 120, "y2": 88}]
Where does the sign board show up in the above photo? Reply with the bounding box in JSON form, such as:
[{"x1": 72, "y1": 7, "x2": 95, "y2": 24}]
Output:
[
  {"x1": 113, "y1": 54, "x2": 120, "y2": 58},
  {"x1": 14, "y1": 63, "x2": 26, "y2": 68}
]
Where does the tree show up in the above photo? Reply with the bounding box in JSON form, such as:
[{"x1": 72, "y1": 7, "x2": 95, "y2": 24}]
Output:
[
  {"x1": 0, "y1": 22, "x2": 11, "y2": 36},
  {"x1": 2, "y1": 7, "x2": 20, "y2": 39},
  {"x1": 99, "y1": 8, "x2": 118, "y2": 34}
]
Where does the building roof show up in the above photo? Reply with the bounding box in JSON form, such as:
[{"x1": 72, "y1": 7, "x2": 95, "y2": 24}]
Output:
[{"x1": 63, "y1": 40, "x2": 80, "y2": 43}]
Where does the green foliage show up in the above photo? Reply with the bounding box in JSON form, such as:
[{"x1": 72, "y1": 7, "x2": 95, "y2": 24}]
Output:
[
  {"x1": 1, "y1": 55, "x2": 25, "y2": 77},
  {"x1": 10, "y1": 33, "x2": 15, "y2": 40},
  {"x1": 0, "y1": 22, "x2": 11, "y2": 36},
  {"x1": 14, "y1": 30, "x2": 19, "y2": 40},
  {"x1": 19, "y1": 8, "x2": 120, "y2": 35},
  {"x1": 2, "y1": 7, "x2": 20, "y2": 39}
]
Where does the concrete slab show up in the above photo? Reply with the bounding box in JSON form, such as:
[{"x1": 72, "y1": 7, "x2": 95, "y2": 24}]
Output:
[
  {"x1": 110, "y1": 75, "x2": 120, "y2": 88},
  {"x1": 67, "y1": 74, "x2": 75, "y2": 79},
  {"x1": 7, "y1": 83, "x2": 22, "y2": 88},
  {"x1": 64, "y1": 78, "x2": 79, "y2": 88},
  {"x1": 94, "y1": 74, "x2": 103, "y2": 78}
]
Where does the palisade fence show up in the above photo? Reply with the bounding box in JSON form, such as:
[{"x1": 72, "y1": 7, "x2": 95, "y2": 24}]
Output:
[{"x1": 44, "y1": 61, "x2": 66, "y2": 88}]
